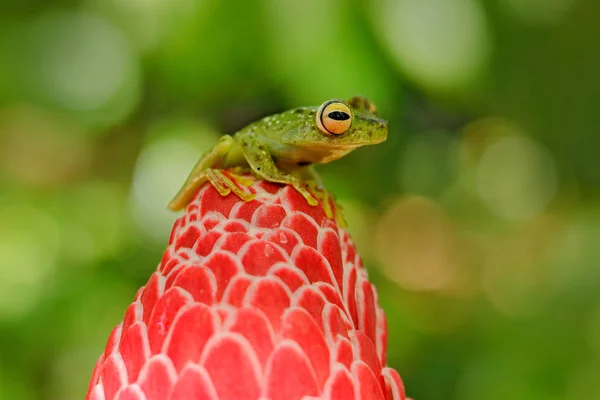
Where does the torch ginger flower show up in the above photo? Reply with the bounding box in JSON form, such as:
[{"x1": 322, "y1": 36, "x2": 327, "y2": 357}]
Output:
[{"x1": 86, "y1": 173, "x2": 407, "y2": 400}]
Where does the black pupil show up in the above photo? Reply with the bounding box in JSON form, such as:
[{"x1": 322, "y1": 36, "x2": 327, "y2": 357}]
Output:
[{"x1": 327, "y1": 111, "x2": 350, "y2": 121}]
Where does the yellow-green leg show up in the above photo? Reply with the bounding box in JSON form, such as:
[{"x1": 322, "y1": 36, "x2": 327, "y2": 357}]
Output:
[
  {"x1": 238, "y1": 134, "x2": 318, "y2": 206},
  {"x1": 169, "y1": 135, "x2": 255, "y2": 210},
  {"x1": 206, "y1": 168, "x2": 255, "y2": 201}
]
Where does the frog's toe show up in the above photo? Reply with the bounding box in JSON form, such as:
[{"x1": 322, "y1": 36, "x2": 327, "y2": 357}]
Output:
[
  {"x1": 235, "y1": 175, "x2": 255, "y2": 187},
  {"x1": 208, "y1": 168, "x2": 255, "y2": 202},
  {"x1": 231, "y1": 186, "x2": 255, "y2": 202},
  {"x1": 306, "y1": 195, "x2": 319, "y2": 206},
  {"x1": 206, "y1": 169, "x2": 232, "y2": 196},
  {"x1": 293, "y1": 182, "x2": 319, "y2": 206}
]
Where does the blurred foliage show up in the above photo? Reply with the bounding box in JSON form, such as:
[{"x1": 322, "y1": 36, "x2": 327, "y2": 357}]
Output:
[{"x1": 1, "y1": 0, "x2": 600, "y2": 399}]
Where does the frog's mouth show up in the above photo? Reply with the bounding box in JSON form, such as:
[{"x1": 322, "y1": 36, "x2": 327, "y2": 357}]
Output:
[{"x1": 315, "y1": 136, "x2": 387, "y2": 148}]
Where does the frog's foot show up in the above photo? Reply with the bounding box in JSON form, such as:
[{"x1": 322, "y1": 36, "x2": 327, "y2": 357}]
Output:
[
  {"x1": 206, "y1": 168, "x2": 255, "y2": 202},
  {"x1": 292, "y1": 180, "x2": 319, "y2": 207},
  {"x1": 227, "y1": 166, "x2": 255, "y2": 187},
  {"x1": 333, "y1": 201, "x2": 347, "y2": 228},
  {"x1": 305, "y1": 180, "x2": 335, "y2": 219}
]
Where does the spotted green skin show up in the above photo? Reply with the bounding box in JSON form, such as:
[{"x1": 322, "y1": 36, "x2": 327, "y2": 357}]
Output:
[{"x1": 168, "y1": 96, "x2": 388, "y2": 211}]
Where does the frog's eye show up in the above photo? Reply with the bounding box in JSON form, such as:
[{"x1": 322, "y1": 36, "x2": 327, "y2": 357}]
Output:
[{"x1": 316, "y1": 100, "x2": 353, "y2": 135}]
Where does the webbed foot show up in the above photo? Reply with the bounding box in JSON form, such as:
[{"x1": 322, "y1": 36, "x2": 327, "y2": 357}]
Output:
[
  {"x1": 292, "y1": 180, "x2": 319, "y2": 207},
  {"x1": 206, "y1": 168, "x2": 255, "y2": 202}
]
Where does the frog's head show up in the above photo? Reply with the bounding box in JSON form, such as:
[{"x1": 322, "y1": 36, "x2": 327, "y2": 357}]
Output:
[{"x1": 278, "y1": 96, "x2": 388, "y2": 163}]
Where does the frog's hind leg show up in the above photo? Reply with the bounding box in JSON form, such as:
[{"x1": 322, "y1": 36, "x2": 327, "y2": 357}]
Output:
[{"x1": 168, "y1": 135, "x2": 236, "y2": 211}]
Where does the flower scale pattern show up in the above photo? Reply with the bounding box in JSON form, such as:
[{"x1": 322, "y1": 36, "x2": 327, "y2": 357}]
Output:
[{"x1": 86, "y1": 173, "x2": 406, "y2": 400}]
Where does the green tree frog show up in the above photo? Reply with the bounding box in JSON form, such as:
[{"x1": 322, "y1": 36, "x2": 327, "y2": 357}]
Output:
[{"x1": 168, "y1": 96, "x2": 387, "y2": 212}]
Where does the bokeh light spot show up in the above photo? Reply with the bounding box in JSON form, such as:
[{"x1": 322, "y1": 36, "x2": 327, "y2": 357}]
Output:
[
  {"x1": 0, "y1": 105, "x2": 92, "y2": 188},
  {"x1": 481, "y1": 214, "x2": 562, "y2": 317},
  {"x1": 59, "y1": 181, "x2": 127, "y2": 264},
  {"x1": 22, "y1": 10, "x2": 140, "y2": 123},
  {"x1": 0, "y1": 205, "x2": 60, "y2": 319},
  {"x1": 476, "y1": 135, "x2": 558, "y2": 221},
  {"x1": 88, "y1": 0, "x2": 191, "y2": 52},
  {"x1": 130, "y1": 123, "x2": 219, "y2": 244},
  {"x1": 501, "y1": 0, "x2": 578, "y2": 25},
  {"x1": 375, "y1": 196, "x2": 458, "y2": 291},
  {"x1": 375, "y1": 0, "x2": 490, "y2": 91}
]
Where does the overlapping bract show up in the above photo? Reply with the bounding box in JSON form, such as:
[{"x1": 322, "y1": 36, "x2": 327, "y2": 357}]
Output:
[{"x1": 86, "y1": 176, "x2": 406, "y2": 400}]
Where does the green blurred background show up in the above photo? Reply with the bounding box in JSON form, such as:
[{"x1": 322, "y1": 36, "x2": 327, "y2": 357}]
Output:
[{"x1": 1, "y1": 0, "x2": 599, "y2": 399}]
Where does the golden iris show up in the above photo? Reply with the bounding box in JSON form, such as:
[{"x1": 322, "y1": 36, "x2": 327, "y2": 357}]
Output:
[{"x1": 316, "y1": 100, "x2": 353, "y2": 135}]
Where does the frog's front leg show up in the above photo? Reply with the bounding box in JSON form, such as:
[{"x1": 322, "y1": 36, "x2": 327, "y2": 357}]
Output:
[
  {"x1": 238, "y1": 134, "x2": 318, "y2": 206},
  {"x1": 168, "y1": 135, "x2": 254, "y2": 211}
]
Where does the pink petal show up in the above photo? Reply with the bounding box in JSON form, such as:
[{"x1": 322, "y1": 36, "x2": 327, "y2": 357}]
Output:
[
  {"x1": 221, "y1": 220, "x2": 249, "y2": 233},
  {"x1": 225, "y1": 307, "x2": 275, "y2": 367},
  {"x1": 318, "y1": 228, "x2": 344, "y2": 292},
  {"x1": 174, "y1": 224, "x2": 204, "y2": 251},
  {"x1": 193, "y1": 230, "x2": 223, "y2": 257},
  {"x1": 201, "y1": 212, "x2": 226, "y2": 231},
  {"x1": 316, "y1": 282, "x2": 346, "y2": 315},
  {"x1": 138, "y1": 355, "x2": 176, "y2": 400},
  {"x1": 203, "y1": 251, "x2": 243, "y2": 301},
  {"x1": 342, "y1": 232, "x2": 357, "y2": 264},
  {"x1": 293, "y1": 286, "x2": 327, "y2": 331},
  {"x1": 167, "y1": 217, "x2": 184, "y2": 247},
  {"x1": 333, "y1": 337, "x2": 354, "y2": 370},
  {"x1": 255, "y1": 179, "x2": 281, "y2": 194},
  {"x1": 377, "y1": 308, "x2": 388, "y2": 367},
  {"x1": 352, "y1": 361, "x2": 385, "y2": 400},
  {"x1": 122, "y1": 303, "x2": 142, "y2": 334},
  {"x1": 89, "y1": 384, "x2": 106, "y2": 400},
  {"x1": 281, "y1": 308, "x2": 330, "y2": 389},
  {"x1": 201, "y1": 333, "x2": 262, "y2": 400},
  {"x1": 323, "y1": 365, "x2": 356, "y2": 400},
  {"x1": 292, "y1": 246, "x2": 336, "y2": 287},
  {"x1": 169, "y1": 364, "x2": 219, "y2": 400},
  {"x1": 322, "y1": 304, "x2": 352, "y2": 346},
  {"x1": 240, "y1": 240, "x2": 288, "y2": 276},
  {"x1": 216, "y1": 232, "x2": 254, "y2": 253},
  {"x1": 262, "y1": 228, "x2": 302, "y2": 255},
  {"x1": 350, "y1": 331, "x2": 381, "y2": 378},
  {"x1": 269, "y1": 263, "x2": 309, "y2": 293},
  {"x1": 280, "y1": 186, "x2": 326, "y2": 227},
  {"x1": 199, "y1": 185, "x2": 241, "y2": 217},
  {"x1": 147, "y1": 287, "x2": 193, "y2": 354},
  {"x1": 160, "y1": 257, "x2": 182, "y2": 277},
  {"x1": 382, "y1": 367, "x2": 406, "y2": 400},
  {"x1": 100, "y1": 353, "x2": 127, "y2": 400},
  {"x1": 114, "y1": 385, "x2": 145, "y2": 400},
  {"x1": 244, "y1": 277, "x2": 291, "y2": 332},
  {"x1": 164, "y1": 303, "x2": 218, "y2": 372},
  {"x1": 282, "y1": 213, "x2": 319, "y2": 248},
  {"x1": 140, "y1": 274, "x2": 163, "y2": 325},
  {"x1": 252, "y1": 204, "x2": 287, "y2": 228},
  {"x1": 172, "y1": 265, "x2": 216, "y2": 305},
  {"x1": 344, "y1": 266, "x2": 358, "y2": 329},
  {"x1": 222, "y1": 275, "x2": 252, "y2": 307},
  {"x1": 356, "y1": 279, "x2": 377, "y2": 347},
  {"x1": 86, "y1": 356, "x2": 104, "y2": 395},
  {"x1": 230, "y1": 199, "x2": 263, "y2": 222},
  {"x1": 264, "y1": 341, "x2": 320, "y2": 400},
  {"x1": 119, "y1": 322, "x2": 150, "y2": 382},
  {"x1": 104, "y1": 325, "x2": 122, "y2": 358}
]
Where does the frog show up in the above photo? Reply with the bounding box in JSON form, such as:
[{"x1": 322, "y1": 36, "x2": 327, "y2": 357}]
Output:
[{"x1": 168, "y1": 96, "x2": 388, "y2": 215}]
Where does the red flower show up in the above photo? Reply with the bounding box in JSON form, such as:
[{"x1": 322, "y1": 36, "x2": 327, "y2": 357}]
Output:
[{"x1": 86, "y1": 174, "x2": 406, "y2": 400}]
